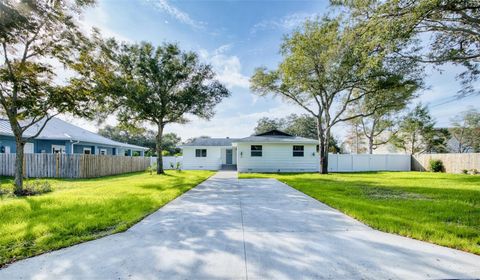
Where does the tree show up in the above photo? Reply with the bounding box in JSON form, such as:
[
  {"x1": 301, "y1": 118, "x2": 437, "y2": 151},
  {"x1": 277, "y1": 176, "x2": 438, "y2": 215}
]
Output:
[
  {"x1": 108, "y1": 42, "x2": 229, "y2": 174},
  {"x1": 425, "y1": 128, "x2": 450, "y2": 154},
  {"x1": 251, "y1": 18, "x2": 419, "y2": 173},
  {"x1": 253, "y1": 117, "x2": 282, "y2": 135},
  {"x1": 284, "y1": 114, "x2": 317, "y2": 139},
  {"x1": 344, "y1": 118, "x2": 367, "y2": 154},
  {"x1": 98, "y1": 125, "x2": 181, "y2": 156},
  {"x1": 391, "y1": 104, "x2": 446, "y2": 154},
  {"x1": 0, "y1": 0, "x2": 99, "y2": 194},
  {"x1": 333, "y1": 0, "x2": 480, "y2": 96},
  {"x1": 450, "y1": 109, "x2": 480, "y2": 152},
  {"x1": 349, "y1": 79, "x2": 419, "y2": 154}
]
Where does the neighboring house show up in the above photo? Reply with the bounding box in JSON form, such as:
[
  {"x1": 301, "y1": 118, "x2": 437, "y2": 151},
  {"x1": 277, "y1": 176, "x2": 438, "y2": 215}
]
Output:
[
  {"x1": 181, "y1": 130, "x2": 319, "y2": 172},
  {"x1": 0, "y1": 117, "x2": 148, "y2": 156}
]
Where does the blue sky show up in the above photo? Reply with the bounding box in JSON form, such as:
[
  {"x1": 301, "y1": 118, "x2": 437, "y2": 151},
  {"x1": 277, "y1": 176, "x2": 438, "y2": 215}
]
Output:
[{"x1": 69, "y1": 0, "x2": 480, "y2": 141}]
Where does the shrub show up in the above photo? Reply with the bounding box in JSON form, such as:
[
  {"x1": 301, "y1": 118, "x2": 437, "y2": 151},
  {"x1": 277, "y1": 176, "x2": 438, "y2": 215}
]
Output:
[
  {"x1": 471, "y1": 169, "x2": 479, "y2": 175},
  {"x1": 461, "y1": 169, "x2": 469, "y2": 174},
  {"x1": 175, "y1": 161, "x2": 182, "y2": 171},
  {"x1": 21, "y1": 179, "x2": 52, "y2": 196},
  {"x1": 429, "y1": 159, "x2": 444, "y2": 173},
  {"x1": 146, "y1": 162, "x2": 158, "y2": 175}
]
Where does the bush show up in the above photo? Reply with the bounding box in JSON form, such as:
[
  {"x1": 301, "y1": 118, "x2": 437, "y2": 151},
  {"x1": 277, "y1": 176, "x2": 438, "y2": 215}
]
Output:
[
  {"x1": 461, "y1": 169, "x2": 469, "y2": 174},
  {"x1": 21, "y1": 179, "x2": 52, "y2": 196},
  {"x1": 471, "y1": 169, "x2": 479, "y2": 175},
  {"x1": 146, "y1": 163, "x2": 157, "y2": 175},
  {"x1": 429, "y1": 159, "x2": 444, "y2": 173}
]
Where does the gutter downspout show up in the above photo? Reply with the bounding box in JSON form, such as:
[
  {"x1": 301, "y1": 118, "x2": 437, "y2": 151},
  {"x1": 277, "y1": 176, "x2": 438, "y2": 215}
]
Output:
[{"x1": 70, "y1": 140, "x2": 80, "y2": 154}]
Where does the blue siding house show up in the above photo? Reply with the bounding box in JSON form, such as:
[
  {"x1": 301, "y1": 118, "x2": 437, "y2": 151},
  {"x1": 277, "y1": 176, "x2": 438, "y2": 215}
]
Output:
[{"x1": 0, "y1": 118, "x2": 148, "y2": 156}]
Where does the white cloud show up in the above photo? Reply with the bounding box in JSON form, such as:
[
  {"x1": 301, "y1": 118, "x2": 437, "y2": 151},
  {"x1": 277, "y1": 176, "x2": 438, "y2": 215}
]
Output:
[
  {"x1": 251, "y1": 12, "x2": 319, "y2": 34},
  {"x1": 80, "y1": 3, "x2": 132, "y2": 42},
  {"x1": 145, "y1": 0, "x2": 206, "y2": 29},
  {"x1": 200, "y1": 45, "x2": 250, "y2": 89}
]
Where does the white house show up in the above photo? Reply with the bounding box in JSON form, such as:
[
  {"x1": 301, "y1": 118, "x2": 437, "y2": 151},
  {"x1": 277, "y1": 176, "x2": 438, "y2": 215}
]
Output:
[{"x1": 181, "y1": 130, "x2": 320, "y2": 172}]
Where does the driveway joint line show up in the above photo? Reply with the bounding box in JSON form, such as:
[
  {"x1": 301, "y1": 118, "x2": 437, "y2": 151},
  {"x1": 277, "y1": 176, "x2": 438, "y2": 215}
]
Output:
[{"x1": 235, "y1": 175, "x2": 249, "y2": 280}]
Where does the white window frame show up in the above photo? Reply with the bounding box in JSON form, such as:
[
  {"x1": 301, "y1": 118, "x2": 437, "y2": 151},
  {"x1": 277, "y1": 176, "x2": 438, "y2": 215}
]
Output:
[
  {"x1": 195, "y1": 149, "x2": 207, "y2": 157},
  {"x1": 251, "y1": 145, "x2": 262, "y2": 157},
  {"x1": 293, "y1": 145, "x2": 304, "y2": 157},
  {"x1": 83, "y1": 147, "x2": 92, "y2": 154},
  {"x1": 99, "y1": 148, "x2": 107, "y2": 155},
  {"x1": 52, "y1": 145, "x2": 66, "y2": 154},
  {"x1": 24, "y1": 142, "x2": 34, "y2": 154}
]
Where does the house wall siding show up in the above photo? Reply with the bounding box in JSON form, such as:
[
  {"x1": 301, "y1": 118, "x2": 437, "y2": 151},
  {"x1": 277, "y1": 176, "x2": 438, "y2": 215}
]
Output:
[
  {"x1": 0, "y1": 135, "x2": 18, "y2": 153},
  {"x1": 35, "y1": 140, "x2": 69, "y2": 153},
  {"x1": 182, "y1": 146, "x2": 223, "y2": 170},
  {"x1": 236, "y1": 143, "x2": 320, "y2": 172}
]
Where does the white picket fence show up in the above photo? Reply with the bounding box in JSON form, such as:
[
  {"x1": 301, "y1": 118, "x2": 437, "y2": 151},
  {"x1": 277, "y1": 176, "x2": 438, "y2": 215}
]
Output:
[{"x1": 328, "y1": 154, "x2": 411, "y2": 172}]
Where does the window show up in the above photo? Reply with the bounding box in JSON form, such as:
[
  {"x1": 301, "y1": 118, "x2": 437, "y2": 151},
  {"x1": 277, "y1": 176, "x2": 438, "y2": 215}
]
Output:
[
  {"x1": 99, "y1": 149, "x2": 107, "y2": 155},
  {"x1": 83, "y1": 147, "x2": 92, "y2": 155},
  {"x1": 195, "y1": 149, "x2": 207, "y2": 157},
  {"x1": 52, "y1": 145, "x2": 66, "y2": 154},
  {"x1": 24, "y1": 143, "x2": 34, "y2": 154},
  {"x1": 293, "y1": 145, "x2": 304, "y2": 157},
  {"x1": 316, "y1": 145, "x2": 319, "y2": 153},
  {"x1": 251, "y1": 145, "x2": 262, "y2": 157}
]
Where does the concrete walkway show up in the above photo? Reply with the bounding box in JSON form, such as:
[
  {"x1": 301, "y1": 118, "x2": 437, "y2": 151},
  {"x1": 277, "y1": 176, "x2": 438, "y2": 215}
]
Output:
[{"x1": 1, "y1": 171, "x2": 479, "y2": 279}]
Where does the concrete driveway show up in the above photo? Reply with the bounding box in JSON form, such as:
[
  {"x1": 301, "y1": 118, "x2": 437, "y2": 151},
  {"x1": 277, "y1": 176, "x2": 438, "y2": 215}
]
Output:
[{"x1": 1, "y1": 171, "x2": 479, "y2": 279}]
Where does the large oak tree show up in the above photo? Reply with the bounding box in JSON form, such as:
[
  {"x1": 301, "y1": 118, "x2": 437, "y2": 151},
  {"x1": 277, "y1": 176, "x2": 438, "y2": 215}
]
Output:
[
  {"x1": 108, "y1": 42, "x2": 230, "y2": 174},
  {"x1": 251, "y1": 18, "x2": 419, "y2": 173}
]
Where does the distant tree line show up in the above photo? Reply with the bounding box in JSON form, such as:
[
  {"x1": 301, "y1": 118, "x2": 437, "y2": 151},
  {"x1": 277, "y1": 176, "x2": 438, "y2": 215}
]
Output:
[{"x1": 97, "y1": 125, "x2": 182, "y2": 156}]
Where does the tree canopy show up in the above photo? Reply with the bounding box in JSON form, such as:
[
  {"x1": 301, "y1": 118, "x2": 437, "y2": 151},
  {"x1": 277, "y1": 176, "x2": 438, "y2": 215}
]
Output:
[
  {"x1": 0, "y1": 0, "x2": 99, "y2": 193},
  {"x1": 333, "y1": 0, "x2": 480, "y2": 96},
  {"x1": 450, "y1": 108, "x2": 480, "y2": 153},
  {"x1": 104, "y1": 42, "x2": 230, "y2": 173},
  {"x1": 251, "y1": 17, "x2": 420, "y2": 173},
  {"x1": 98, "y1": 125, "x2": 182, "y2": 156},
  {"x1": 391, "y1": 104, "x2": 449, "y2": 154}
]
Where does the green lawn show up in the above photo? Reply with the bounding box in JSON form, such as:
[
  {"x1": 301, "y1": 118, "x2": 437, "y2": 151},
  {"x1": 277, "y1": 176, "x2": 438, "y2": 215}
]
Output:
[
  {"x1": 0, "y1": 170, "x2": 213, "y2": 266},
  {"x1": 240, "y1": 172, "x2": 480, "y2": 255}
]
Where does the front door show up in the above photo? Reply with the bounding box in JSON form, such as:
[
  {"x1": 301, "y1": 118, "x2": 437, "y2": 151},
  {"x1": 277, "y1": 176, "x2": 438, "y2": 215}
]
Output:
[{"x1": 226, "y1": 149, "x2": 232, "y2": 164}]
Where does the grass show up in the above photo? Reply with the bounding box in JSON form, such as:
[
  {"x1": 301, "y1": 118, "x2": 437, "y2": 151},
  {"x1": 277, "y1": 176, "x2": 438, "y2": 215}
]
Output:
[
  {"x1": 239, "y1": 172, "x2": 480, "y2": 255},
  {"x1": 0, "y1": 170, "x2": 213, "y2": 266}
]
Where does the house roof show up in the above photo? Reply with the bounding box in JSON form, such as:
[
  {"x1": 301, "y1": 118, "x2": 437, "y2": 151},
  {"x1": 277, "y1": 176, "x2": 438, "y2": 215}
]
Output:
[
  {"x1": 232, "y1": 135, "x2": 318, "y2": 144},
  {"x1": 181, "y1": 130, "x2": 318, "y2": 147},
  {"x1": 181, "y1": 137, "x2": 240, "y2": 147},
  {"x1": 255, "y1": 129, "x2": 293, "y2": 137},
  {"x1": 233, "y1": 129, "x2": 318, "y2": 144},
  {"x1": 0, "y1": 117, "x2": 148, "y2": 150}
]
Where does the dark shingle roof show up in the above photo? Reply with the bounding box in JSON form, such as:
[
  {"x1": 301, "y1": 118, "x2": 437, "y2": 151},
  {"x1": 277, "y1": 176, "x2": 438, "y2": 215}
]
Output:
[
  {"x1": 181, "y1": 138, "x2": 239, "y2": 147},
  {"x1": 233, "y1": 135, "x2": 317, "y2": 144}
]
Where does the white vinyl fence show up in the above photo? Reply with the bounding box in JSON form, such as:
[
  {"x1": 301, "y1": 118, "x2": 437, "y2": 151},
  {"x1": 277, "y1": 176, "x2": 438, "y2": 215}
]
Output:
[
  {"x1": 328, "y1": 154, "x2": 411, "y2": 172},
  {"x1": 150, "y1": 156, "x2": 183, "y2": 169}
]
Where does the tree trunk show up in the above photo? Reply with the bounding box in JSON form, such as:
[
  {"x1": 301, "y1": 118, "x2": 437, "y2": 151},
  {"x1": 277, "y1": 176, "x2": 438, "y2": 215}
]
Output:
[
  {"x1": 321, "y1": 128, "x2": 330, "y2": 174},
  {"x1": 14, "y1": 140, "x2": 25, "y2": 195},
  {"x1": 368, "y1": 137, "x2": 374, "y2": 154},
  {"x1": 156, "y1": 123, "x2": 165, "y2": 174},
  {"x1": 316, "y1": 117, "x2": 329, "y2": 174}
]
